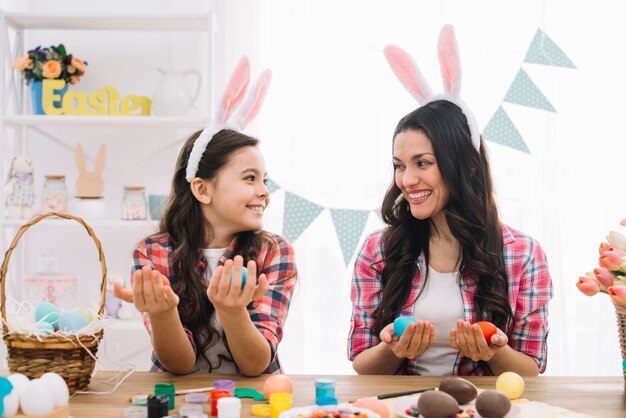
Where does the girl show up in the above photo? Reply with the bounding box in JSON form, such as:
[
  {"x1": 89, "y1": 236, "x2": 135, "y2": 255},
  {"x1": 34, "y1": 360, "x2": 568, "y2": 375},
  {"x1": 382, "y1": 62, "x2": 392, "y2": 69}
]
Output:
[
  {"x1": 114, "y1": 57, "x2": 297, "y2": 376},
  {"x1": 348, "y1": 26, "x2": 552, "y2": 376}
]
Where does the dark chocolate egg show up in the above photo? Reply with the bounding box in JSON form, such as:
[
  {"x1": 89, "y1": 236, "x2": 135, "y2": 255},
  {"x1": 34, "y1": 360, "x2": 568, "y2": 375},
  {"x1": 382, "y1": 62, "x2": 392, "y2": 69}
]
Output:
[
  {"x1": 417, "y1": 390, "x2": 459, "y2": 418},
  {"x1": 475, "y1": 390, "x2": 512, "y2": 418},
  {"x1": 438, "y1": 377, "x2": 478, "y2": 405}
]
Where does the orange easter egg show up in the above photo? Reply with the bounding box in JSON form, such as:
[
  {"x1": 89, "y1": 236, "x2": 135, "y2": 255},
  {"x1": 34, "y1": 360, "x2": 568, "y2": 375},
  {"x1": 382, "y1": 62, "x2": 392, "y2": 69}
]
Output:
[
  {"x1": 353, "y1": 397, "x2": 390, "y2": 418},
  {"x1": 262, "y1": 375, "x2": 293, "y2": 399}
]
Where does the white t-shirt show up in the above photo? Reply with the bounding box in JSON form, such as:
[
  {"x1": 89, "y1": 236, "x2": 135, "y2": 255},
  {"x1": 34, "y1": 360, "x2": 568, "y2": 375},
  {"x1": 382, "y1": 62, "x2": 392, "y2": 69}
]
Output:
[
  {"x1": 411, "y1": 266, "x2": 464, "y2": 376},
  {"x1": 191, "y1": 247, "x2": 238, "y2": 374}
]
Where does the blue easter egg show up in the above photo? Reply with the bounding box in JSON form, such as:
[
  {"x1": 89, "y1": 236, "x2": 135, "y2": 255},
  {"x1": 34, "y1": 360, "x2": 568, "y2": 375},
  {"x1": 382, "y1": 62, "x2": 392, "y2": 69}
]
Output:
[
  {"x1": 393, "y1": 316, "x2": 417, "y2": 338},
  {"x1": 35, "y1": 302, "x2": 60, "y2": 330},
  {"x1": 230, "y1": 266, "x2": 248, "y2": 288},
  {"x1": 57, "y1": 311, "x2": 88, "y2": 333},
  {"x1": 74, "y1": 308, "x2": 93, "y2": 324},
  {"x1": 36, "y1": 321, "x2": 55, "y2": 335}
]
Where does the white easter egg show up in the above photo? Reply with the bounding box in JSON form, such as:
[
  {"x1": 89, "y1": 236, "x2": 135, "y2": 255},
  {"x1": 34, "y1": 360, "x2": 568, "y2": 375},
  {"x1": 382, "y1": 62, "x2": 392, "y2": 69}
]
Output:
[
  {"x1": 2, "y1": 389, "x2": 19, "y2": 417},
  {"x1": 20, "y1": 379, "x2": 54, "y2": 416},
  {"x1": 40, "y1": 373, "x2": 69, "y2": 407},
  {"x1": 6, "y1": 374, "x2": 28, "y2": 397}
]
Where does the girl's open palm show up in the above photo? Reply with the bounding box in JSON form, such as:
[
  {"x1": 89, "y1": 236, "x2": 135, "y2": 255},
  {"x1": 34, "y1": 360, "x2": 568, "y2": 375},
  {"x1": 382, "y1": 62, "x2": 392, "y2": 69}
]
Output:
[
  {"x1": 125, "y1": 266, "x2": 179, "y2": 314},
  {"x1": 449, "y1": 319, "x2": 508, "y2": 362},
  {"x1": 380, "y1": 320, "x2": 436, "y2": 360},
  {"x1": 207, "y1": 255, "x2": 269, "y2": 314}
]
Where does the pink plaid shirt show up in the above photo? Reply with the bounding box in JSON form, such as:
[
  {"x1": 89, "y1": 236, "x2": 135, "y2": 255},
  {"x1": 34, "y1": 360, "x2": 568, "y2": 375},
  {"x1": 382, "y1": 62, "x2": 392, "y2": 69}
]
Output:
[
  {"x1": 348, "y1": 223, "x2": 552, "y2": 375},
  {"x1": 133, "y1": 232, "x2": 298, "y2": 374}
]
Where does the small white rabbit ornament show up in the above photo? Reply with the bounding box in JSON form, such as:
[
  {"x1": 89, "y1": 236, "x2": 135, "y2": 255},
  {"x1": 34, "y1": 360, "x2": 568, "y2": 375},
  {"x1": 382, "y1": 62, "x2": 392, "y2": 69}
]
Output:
[
  {"x1": 4, "y1": 155, "x2": 34, "y2": 218},
  {"x1": 75, "y1": 143, "x2": 105, "y2": 197}
]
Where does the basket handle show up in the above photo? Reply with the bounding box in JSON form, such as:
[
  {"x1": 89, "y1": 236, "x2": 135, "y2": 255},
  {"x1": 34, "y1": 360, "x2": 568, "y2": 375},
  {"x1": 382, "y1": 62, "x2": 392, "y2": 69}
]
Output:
[{"x1": 0, "y1": 212, "x2": 107, "y2": 335}]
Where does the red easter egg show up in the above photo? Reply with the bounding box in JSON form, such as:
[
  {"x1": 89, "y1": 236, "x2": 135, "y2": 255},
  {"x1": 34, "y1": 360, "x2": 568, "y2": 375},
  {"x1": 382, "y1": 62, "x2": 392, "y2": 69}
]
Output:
[
  {"x1": 262, "y1": 374, "x2": 293, "y2": 399},
  {"x1": 474, "y1": 321, "x2": 497, "y2": 343}
]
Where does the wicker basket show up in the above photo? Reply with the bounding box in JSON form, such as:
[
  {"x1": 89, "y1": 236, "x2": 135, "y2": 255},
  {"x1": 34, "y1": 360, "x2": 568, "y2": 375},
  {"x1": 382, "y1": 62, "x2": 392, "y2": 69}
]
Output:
[
  {"x1": 615, "y1": 301, "x2": 626, "y2": 392},
  {"x1": 0, "y1": 212, "x2": 106, "y2": 394}
]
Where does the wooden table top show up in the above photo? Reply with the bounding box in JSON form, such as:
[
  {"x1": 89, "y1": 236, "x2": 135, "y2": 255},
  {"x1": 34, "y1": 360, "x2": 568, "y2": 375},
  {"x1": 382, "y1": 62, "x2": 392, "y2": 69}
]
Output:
[{"x1": 65, "y1": 372, "x2": 625, "y2": 417}]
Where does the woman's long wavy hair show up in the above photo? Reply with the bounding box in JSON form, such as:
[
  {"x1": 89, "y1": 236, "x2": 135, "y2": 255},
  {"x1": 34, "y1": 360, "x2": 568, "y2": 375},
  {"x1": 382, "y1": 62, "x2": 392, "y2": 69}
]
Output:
[
  {"x1": 374, "y1": 100, "x2": 513, "y2": 371},
  {"x1": 157, "y1": 129, "x2": 273, "y2": 370}
]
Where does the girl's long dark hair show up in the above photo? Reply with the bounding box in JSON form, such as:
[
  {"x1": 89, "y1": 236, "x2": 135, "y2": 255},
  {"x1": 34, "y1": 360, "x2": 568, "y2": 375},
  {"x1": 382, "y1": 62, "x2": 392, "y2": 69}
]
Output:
[
  {"x1": 157, "y1": 129, "x2": 273, "y2": 370},
  {"x1": 374, "y1": 100, "x2": 513, "y2": 373}
]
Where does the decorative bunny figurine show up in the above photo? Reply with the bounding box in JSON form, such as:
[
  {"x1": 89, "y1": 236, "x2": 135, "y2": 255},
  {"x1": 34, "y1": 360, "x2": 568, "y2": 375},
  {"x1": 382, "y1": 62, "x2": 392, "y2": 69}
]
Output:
[
  {"x1": 383, "y1": 24, "x2": 481, "y2": 151},
  {"x1": 185, "y1": 55, "x2": 272, "y2": 182},
  {"x1": 75, "y1": 143, "x2": 105, "y2": 197},
  {"x1": 4, "y1": 155, "x2": 34, "y2": 218}
]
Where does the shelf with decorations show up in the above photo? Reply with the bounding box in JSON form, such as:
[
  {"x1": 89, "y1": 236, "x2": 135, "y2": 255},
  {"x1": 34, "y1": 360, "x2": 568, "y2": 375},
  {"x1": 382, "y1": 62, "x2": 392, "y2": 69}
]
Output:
[{"x1": 0, "y1": 11, "x2": 216, "y2": 344}]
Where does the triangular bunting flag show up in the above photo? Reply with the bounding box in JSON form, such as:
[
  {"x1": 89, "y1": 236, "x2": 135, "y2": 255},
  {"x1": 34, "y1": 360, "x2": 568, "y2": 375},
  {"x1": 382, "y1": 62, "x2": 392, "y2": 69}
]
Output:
[
  {"x1": 504, "y1": 69, "x2": 555, "y2": 112},
  {"x1": 283, "y1": 192, "x2": 324, "y2": 242},
  {"x1": 524, "y1": 29, "x2": 576, "y2": 69},
  {"x1": 482, "y1": 106, "x2": 530, "y2": 153},
  {"x1": 330, "y1": 209, "x2": 370, "y2": 267},
  {"x1": 266, "y1": 178, "x2": 280, "y2": 193}
]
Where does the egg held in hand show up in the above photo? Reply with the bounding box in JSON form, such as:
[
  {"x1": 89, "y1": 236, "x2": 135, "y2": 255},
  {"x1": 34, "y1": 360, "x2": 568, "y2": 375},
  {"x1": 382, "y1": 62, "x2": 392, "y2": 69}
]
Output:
[
  {"x1": 474, "y1": 321, "x2": 497, "y2": 343},
  {"x1": 393, "y1": 316, "x2": 417, "y2": 338}
]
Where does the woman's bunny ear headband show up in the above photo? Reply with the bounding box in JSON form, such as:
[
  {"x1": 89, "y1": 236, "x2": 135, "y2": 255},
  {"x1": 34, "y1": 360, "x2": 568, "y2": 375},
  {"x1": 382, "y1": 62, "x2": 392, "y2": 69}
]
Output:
[
  {"x1": 185, "y1": 55, "x2": 273, "y2": 182},
  {"x1": 383, "y1": 24, "x2": 480, "y2": 151}
]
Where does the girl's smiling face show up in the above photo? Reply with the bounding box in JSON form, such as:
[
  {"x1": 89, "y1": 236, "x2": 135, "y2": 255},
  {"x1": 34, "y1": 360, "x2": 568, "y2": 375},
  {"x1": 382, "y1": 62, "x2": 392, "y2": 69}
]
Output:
[
  {"x1": 393, "y1": 129, "x2": 449, "y2": 221},
  {"x1": 203, "y1": 146, "x2": 270, "y2": 242}
]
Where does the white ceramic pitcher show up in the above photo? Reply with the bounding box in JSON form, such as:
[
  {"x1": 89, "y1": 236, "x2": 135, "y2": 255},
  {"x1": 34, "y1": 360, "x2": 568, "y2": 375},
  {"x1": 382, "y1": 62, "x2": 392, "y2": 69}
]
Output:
[{"x1": 151, "y1": 68, "x2": 202, "y2": 116}]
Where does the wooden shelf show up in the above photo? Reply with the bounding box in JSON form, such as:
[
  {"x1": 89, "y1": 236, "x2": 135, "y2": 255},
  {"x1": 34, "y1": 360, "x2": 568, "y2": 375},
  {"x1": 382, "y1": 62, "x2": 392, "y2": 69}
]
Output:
[
  {"x1": 2, "y1": 115, "x2": 209, "y2": 128},
  {"x1": 3, "y1": 12, "x2": 212, "y2": 32}
]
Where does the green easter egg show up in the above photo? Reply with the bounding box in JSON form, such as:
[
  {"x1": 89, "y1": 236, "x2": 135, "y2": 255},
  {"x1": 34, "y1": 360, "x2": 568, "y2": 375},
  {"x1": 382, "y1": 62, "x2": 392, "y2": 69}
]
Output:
[
  {"x1": 35, "y1": 302, "x2": 60, "y2": 330},
  {"x1": 74, "y1": 308, "x2": 93, "y2": 324}
]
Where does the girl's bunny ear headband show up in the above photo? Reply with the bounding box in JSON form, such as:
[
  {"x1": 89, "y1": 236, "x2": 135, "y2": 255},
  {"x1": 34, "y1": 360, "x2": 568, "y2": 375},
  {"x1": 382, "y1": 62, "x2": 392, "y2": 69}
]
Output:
[
  {"x1": 185, "y1": 55, "x2": 273, "y2": 182},
  {"x1": 383, "y1": 24, "x2": 480, "y2": 151}
]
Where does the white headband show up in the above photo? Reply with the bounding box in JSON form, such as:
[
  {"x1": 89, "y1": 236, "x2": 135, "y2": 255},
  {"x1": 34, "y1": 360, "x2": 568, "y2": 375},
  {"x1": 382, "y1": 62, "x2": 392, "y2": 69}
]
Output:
[
  {"x1": 383, "y1": 24, "x2": 480, "y2": 151},
  {"x1": 185, "y1": 56, "x2": 272, "y2": 182}
]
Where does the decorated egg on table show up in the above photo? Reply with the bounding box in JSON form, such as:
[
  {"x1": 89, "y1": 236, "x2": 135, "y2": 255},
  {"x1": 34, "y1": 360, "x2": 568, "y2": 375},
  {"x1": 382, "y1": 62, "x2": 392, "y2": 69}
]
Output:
[
  {"x1": 35, "y1": 302, "x2": 60, "y2": 330},
  {"x1": 74, "y1": 307, "x2": 93, "y2": 324},
  {"x1": 416, "y1": 390, "x2": 459, "y2": 418},
  {"x1": 438, "y1": 376, "x2": 478, "y2": 404},
  {"x1": 0, "y1": 376, "x2": 13, "y2": 417},
  {"x1": 40, "y1": 373, "x2": 69, "y2": 407},
  {"x1": 495, "y1": 371, "x2": 525, "y2": 400},
  {"x1": 20, "y1": 379, "x2": 54, "y2": 416},
  {"x1": 3, "y1": 383, "x2": 19, "y2": 417},
  {"x1": 6, "y1": 374, "x2": 28, "y2": 397},
  {"x1": 262, "y1": 375, "x2": 292, "y2": 399},
  {"x1": 475, "y1": 390, "x2": 511, "y2": 418},
  {"x1": 36, "y1": 321, "x2": 55, "y2": 336},
  {"x1": 393, "y1": 316, "x2": 416, "y2": 338},
  {"x1": 57, "y1": 311, "x2": 88, "y2": 332},
  {"x1": 352, "y1": 397, "x2": 390, "y2": 418}
]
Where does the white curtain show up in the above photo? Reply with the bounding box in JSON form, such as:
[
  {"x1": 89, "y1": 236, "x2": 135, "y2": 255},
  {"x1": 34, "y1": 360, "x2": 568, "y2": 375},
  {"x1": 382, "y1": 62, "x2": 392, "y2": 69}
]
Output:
[{"x1": 244, "y1": 0, "x2": 626, "y2": 375}]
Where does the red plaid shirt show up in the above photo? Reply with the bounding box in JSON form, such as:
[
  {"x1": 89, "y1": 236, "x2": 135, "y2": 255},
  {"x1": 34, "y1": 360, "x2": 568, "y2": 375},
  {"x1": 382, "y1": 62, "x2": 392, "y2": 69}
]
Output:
[
  {"x1": 133, "y1": 233, "x2": 297, "y2": 374},
  {"x1": 348, "y1": 223, "x2": 552, "y2": 375}
]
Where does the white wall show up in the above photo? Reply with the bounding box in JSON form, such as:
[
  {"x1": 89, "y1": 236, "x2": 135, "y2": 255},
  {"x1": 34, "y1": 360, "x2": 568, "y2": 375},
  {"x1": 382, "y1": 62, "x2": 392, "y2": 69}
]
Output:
[{"x1": 2, "y1": 0, "x2": 626, "y2": 377}]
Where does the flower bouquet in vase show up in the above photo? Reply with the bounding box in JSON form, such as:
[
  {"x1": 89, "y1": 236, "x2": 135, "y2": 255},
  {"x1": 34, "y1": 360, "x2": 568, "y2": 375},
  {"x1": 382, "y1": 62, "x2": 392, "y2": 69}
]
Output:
[
  {"x1": 577, "y1": 219, "x2": 626, "y2": 390},
  {"x1": 14, "y1": 44, "x2": 87, "y2": 114}
]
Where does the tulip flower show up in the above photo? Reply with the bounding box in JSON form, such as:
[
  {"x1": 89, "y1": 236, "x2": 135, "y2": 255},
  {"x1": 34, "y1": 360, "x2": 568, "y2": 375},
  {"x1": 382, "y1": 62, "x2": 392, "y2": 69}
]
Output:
[
  {"x1": 599, "y1": 242, "x2": 611, "y2": 255},
  {"x1": 599, "y1": 251, "x2": 624, "y2": 271},
  {"x1": 607, "y1": 231, "x2": 626, "y2": 252},
  {"x1": 608, "y1": 285, "x2": 626, "y2": 306},
  {"x1": 594, "y1": 267, "x2": 616, "y2": 287},
  {"x1": 577, "y1": 276, "x2": 601, "y2": 296}
]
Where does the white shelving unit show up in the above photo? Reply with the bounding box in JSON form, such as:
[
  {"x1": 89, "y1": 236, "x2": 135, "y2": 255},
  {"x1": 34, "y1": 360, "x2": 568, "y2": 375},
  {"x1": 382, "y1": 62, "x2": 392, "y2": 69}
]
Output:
[{"x1": 0, "y1": 11, "x2": 217, "y2": 370}]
